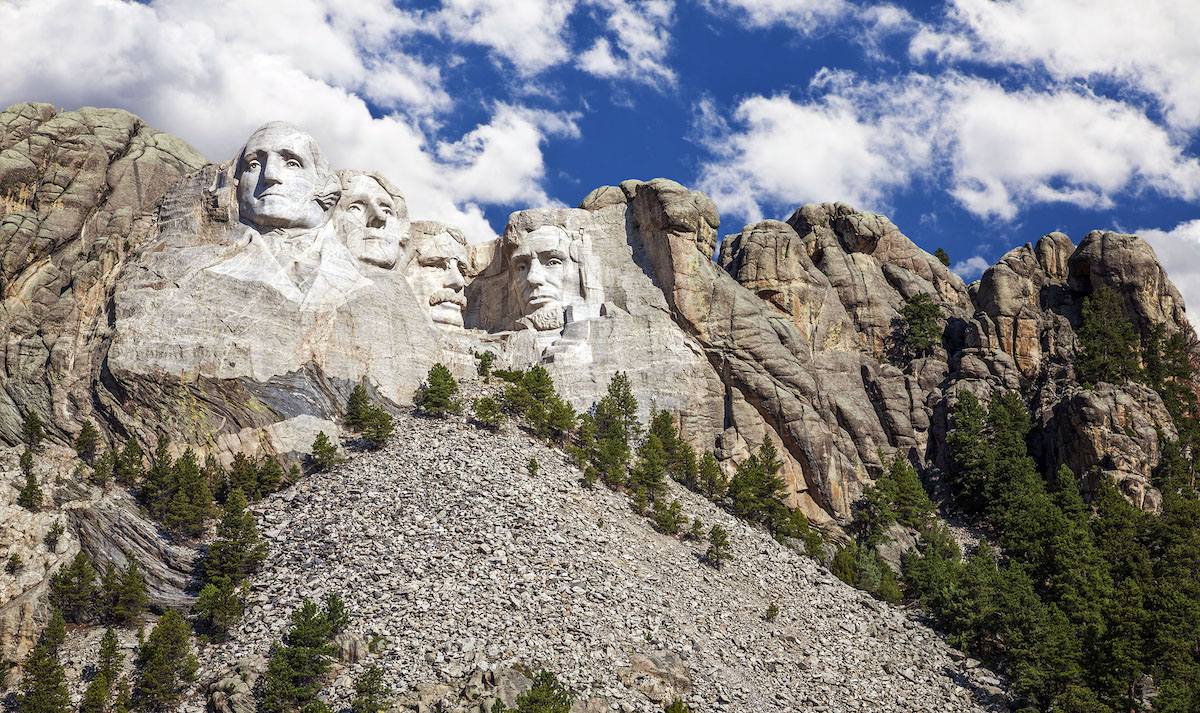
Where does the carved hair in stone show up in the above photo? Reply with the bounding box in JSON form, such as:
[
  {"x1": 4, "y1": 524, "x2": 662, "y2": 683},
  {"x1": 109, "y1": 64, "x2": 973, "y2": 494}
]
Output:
[
  {"x1": 502, "y1": 223, "x2": 602, "y2": 331},
  {"x1": 406, "y1": 225, "x2": 470, "y2": 329},
  {"x1": 335, "y1": 170, "x2": 410, "y2": 270},
  {"x1": 234, "y1": 121, "x2": 340, "y2": 231}
]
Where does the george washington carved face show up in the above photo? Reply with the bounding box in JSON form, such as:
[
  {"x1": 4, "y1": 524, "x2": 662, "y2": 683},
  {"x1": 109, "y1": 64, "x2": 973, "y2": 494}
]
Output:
[{"x1": 235, "y1": 122, "x2": 338, "y2": 231}]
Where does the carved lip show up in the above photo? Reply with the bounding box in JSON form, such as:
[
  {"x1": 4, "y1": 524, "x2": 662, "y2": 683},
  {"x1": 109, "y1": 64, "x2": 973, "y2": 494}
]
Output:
[{"x1": 528, "y1": 295, "x2": 558, "y2": 305}]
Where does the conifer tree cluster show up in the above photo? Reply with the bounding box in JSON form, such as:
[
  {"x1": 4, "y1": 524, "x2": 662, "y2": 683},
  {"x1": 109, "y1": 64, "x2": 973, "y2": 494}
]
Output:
[
  {"x1": 493, "y1": 365, "x2": 576, "y2": 442},
  {"x1": 416, "y1": 363, "x2": 461, "y2": 416},
  {"x1": 262, "y1": 595, "x2": 349, "y2": 713},
  {"x1": 345, "y1": 384, "x2": 395, "y2": 449},
  {"x1": 18, "y1": 609, "x2": 70, "y2": 713},
  {"x1": 193, "y1": 485, "x2": 267, "y2": 641},
  {"x1": 133, "y1": 610, "x2": 198, "y2": 709},
  {"x1": 49, "y1": 551, "x2": 148, "y2": 625},
  {"x1": 17, "y1": 448, "x2": 42, "y2": 511},
  {"x1": 892, "y1": 292, "x2": 943, "y2": 362},
  {"x1": 903, "y1": 387, "x2": 1200, "y2": 711}
]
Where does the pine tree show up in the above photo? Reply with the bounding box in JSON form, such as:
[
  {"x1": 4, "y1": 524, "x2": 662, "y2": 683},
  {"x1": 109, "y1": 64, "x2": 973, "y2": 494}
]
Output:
[
  {"x1": 193, "y1": 577, "x2": 241, "y2": 641},
  {"x1": 203, "y1": 453, "x2": 227, "y2": 504},
  {"x1": 7, "y1": 552, "x2": 23, "y2": 574},
  {"x1": 99, "y1": 561, "x2": 121, "y2": 621},
  {"x1": 92, "y1": 449, "x2": 115, "y2": 487},
  {"x1": 114, "y1": 437, "x2": 144, "y2": 487},
  {"x1": 134, "y1": 611, "x2": 197, "y2": 710},
  {"x1": 698, "y1": 452, "x2": 727, "y2": 499},
  {"x1": 41, "y1": 608, "x2": 67, "y2": 652},
  {"x1": 351, "y1": 665, "x2": 390, "y2": 713},
  {"x1": 141, "y1": 435, "x2": 174, "y2": 518},
  {"x1": 203, "y1": 487, "x2": 266, "y2": 587},
  {"x1": 345, "y1": 384, "x2": 371, "y2": 431},
  {"x1": 74, "y1": 421, "x2": 100, "y2": 464},
  {"x1": 671, "y1": 439, "x2": 698, "y2": 489},
  {"x1": 473, "y1": 397, "x2": 502, "y2": 429},
  {"x1": 49, "y1": 551, "x2": 95, "y2": 622},
  {"x1": 112, "y1": 558, "x2": 147, "y2": 622},
  {"x1": 418, "y1": 363, "x2": 460, "y2": 416},
  {"x1": 933, "y1": 247, "x2": 951, "y2": 266},
  {"x1": 946, "y1": 390, "x2": 990, "y2": 511},
  {"x1": 705, "y1": 525, "x2": 731, "y2": 568},
  {"x1": 727, "y1": 438, "x2": 789, "y2": 532},
  {"x1": 257, "y1": 456, "x2": 284, "y2": 497},
  {"x1": 164, "y1": 447, "x2": 215, "y2": 537},
  {"x1": 228, "y1": 452, "x2": 258, "y2": 500},
  {"x1": 311, "y1": 432, "x2": 339, "y2": 472},
  {"x1": 511, "y1": 670, "x2": 573, "y2": 713},
  {"x1": 18, "y1": 642, "x2": 69, "y2": 713},
  {"x1": 894, "y1": 292, "x2": 943, "y2": 361},
  {"x1": 652, "y1": 499, "x2": 684, "y2": 535},
  {"x1": 17, "y1": 452, "x2": 42, "y2": 511},
  {"x1": 80, "y1": 673, "x2": 109, "y2": 713},
  {"x1": 629, "y1": 434, "x2": 668, "y2": 503},
  {"x1": 262, "y1": 598, "x2": 340, "y2": 713},
  {"x1": 360, "y1": 405, "x2": 394, "y2": 450},
  {"x1": 1077, "y1": 285, "x2": 1140, "y2": 385},
  {"x1": 98, "y1": 626, "x2": 122, "y2": 683},
  {"x1": 21, "y1": 410, "x2": 44, "y2": 449}
]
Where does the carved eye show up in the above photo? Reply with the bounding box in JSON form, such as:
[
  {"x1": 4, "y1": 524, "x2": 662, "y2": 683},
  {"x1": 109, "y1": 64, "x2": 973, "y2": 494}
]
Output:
[
  {"x1": 285, "y1": 158, "x2": 302, "y2": 168},
  {"x1": 514, "y1": 259, "x2": 530, "y2": 272},
  {"x1": 245, "y1": 158, "x2": 260, "y2": 170},
  {"x1": 546, "y1": 257, "x2": 564, "y2": 267},
  {"x1": 347, "y1": 202, "x2": 363, "y2": 213}
]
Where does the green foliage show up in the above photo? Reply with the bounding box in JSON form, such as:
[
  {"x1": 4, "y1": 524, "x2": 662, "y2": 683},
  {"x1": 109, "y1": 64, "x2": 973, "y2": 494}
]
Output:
[
  {"x1": 203, "y1": 487, "x2": 267, "y2": 588},
  {"x1": 360, "y1": 405, "x2": 394, "y2": 450},
  {"x1": 705, "y1": 524, "x2": 731, "y2": 568},
  {"x1": 629, "y1": 434, "x2": 669, "y2": 504},
  {"x1": 80, "y1": 672, "x2": 110, "y2": 713},
  {"x1": 764, "y1": 602, "x2": 779, "y2": 621},
  {"x1": 499, "y1": 366, "x2": 575, "y2": 441},
  {"x1": 115, "y1": 437, "x2": 145, "y2": 487},
  {"x1": 418, "y1": 363, "x2": 461, "y2": 416},
  {"x1": 49, "y1": 551, "x2": 95, "y2": 623},
  {"x1": 473, "y1": 396, "x2": 502, "y2": 429},
  {"x1": 92, "y1": 449, "x2": 115, "y2": 487},
  {"x1": 698, "y1": 452, "x2": 727, "y2": 499},
  {"x1": 75, "y1": 421, "x2": 99, "y2": 463},
  {"x1": 311, "y1": 432, "x2": 339, "y2": 472},
  {"x1": 856, "y1": 452, "x2": 934, "y2": 547},
  {"x1": 472, "y1": 349, "x2": 496, "y2": 378},
  {"x1": 345, "y1": 384, "x2": 371, "y2": 431},
  {"x1": 505, "y1": 670, "x2": 573, "y2": 713},
  {"x1": 688, "y1": 517, "x2": 705, "y2": 541},
  {"x1": 351, "y1": 665, "x2": 390, "y2": 713},
  {"x1": 527, "y1": 457, "x2": 539, "y2": 478},
  {"x1": 933, "y1": 247, "x2": 950, "y2": 266},
  {"x1": 7, "y1": 552, "x2": 23, "y2": 574},
  {"x1": 193, "y1": 577, "x2": 241, "y2": 642},
  {"x1": 160, "y1": 447, "x2": 217, "y2": 538},
  {"x1": 652, "y1": 499, "x2": 685, "y2": 535},
  {"x1": 17, "y1": 453, "x2": 41, "y2": 511},
  {"x1": 41, "y1": 609, "x2": 66, "y2": 652},
  {"x1": 98, "y1": 627, "x2": 122, "y2": 683},
  {"x1": 893, "y1": 292, "x2": 943, "y2": 361},
  {"x1": 262, "y1": 597, "x2": 344, "y2": 713},
  {"x1": 134, "y1": 611, "x2": 197, "y2": 710},
  {"x1": 831, "y1": 541, "x2": 858, "y2": 586},
  {"x1": 1077, "y1": 285, "x2": 1140, "y2": 385},
  {"x1": 777, "y1": 509, "x2": 825, "y2": 558},
  {"x1": 727, "y1": 438, "x2": 790, "y2": 533},
  {"x1": 44, "y1": 520, "x2": 63, "y2": 551},
  {"x1": 111, "y1": 559, "x2": 148, "y2": 623},
  {"x1": 18, "y1": 642, "x2": 69, "y2": 713},
  {"x1": 21, "y1": 410, "x2": 44, "y2": 449}
]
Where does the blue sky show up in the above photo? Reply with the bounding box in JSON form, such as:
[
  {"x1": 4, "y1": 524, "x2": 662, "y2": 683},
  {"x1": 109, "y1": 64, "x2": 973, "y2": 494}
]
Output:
[{"x1": 2, "y1": 0, "x2": 1199, "y2": 316}]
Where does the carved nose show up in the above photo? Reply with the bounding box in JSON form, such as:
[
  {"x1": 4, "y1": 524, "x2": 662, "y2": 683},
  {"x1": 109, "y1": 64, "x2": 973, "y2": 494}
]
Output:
[
  {"x1": 261, "y1": 155, "x2": 283, "y2": 185},
  {"x1": 365, "y1": 203, "x2": 386, "y2": 228},
  {"x1": 526, "y1": 260, "x2": 547, "y2": 286},
  {"x1": 444, "y1": 264, "x2": 465, "y2": 289}
]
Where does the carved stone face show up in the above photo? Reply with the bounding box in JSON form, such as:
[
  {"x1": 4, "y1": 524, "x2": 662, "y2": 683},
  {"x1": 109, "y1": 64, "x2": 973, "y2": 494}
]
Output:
[
  {"x1": 338, "y1": 175, "x2": 408, "y2": 269},
  {"x1": 408, "y1": 232, "x2": 469, "y2": 328},
  {"x1": 236, "y1": 124, "x2": 328, "y2": 230},
  {"x1": 511, "y1": 226, "x2": 576, "y2": 331}
]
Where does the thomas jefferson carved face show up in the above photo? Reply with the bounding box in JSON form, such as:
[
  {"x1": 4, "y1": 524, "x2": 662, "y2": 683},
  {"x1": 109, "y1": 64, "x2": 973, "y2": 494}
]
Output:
[
  {"x1": 235, "y1": 122, "x2": 335, "y2": 230},
  {"x1": 510, "y1": 225, "x2": 575, "y2": 331},
  {"x1": 407, "y1": 231, "x2": 469, "y2": 328},
  {"x1": 337, "y1": 173, "x2": 409, "y2": 269}
]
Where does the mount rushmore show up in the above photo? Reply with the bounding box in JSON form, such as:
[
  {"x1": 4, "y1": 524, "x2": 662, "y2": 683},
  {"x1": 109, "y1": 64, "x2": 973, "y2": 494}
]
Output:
[{"x1": 0, "y1": 103, "x2": 1195, "y2": 530}]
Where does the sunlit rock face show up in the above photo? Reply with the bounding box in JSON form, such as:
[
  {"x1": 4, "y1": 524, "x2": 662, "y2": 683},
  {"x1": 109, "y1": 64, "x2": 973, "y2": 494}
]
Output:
[
  {"x1": 405, "y1": 223, "x2": 470, "y2": 329},
  {"x1": 336, "y1": 170, "x2": 410, "y2": 271}
]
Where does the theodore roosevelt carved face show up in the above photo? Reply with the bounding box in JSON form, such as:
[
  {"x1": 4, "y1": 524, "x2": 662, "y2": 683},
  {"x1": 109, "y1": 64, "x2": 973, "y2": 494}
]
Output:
[
  {"x1": 234, "y1": 122, "x2": 338, "y2": 231},
  {"x1": 336, "y1": 171, "x2": 410, "y2": 270},
  {"x1": 406, "y1": 228, "x2": 470, "y2": 328}
]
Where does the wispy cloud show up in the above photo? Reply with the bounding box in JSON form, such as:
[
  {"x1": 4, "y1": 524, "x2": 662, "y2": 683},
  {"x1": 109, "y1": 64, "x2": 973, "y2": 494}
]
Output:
[{"x1": 1136, "y1": 220, "x2": 1200, "y2": 330}]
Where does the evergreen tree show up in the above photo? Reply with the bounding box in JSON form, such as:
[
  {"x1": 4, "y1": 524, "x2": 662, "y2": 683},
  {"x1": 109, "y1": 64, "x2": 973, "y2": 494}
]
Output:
[
  {"x1": 141, "y1": 435, "x2": 173, "y2": 518},
  {"x1": 114, "y1": 437, "x2": 144, "y2": 487},
  {"x1": 227, "y1": 452, "x2": 258, "y2": 500},
  {"x1": 1077, "y1": 285, "x2": 1140, "y2": 385},
  {"x1": 17, "y1": 452, "x2": 42, "y2": 511},
  {"x1": 49, "y1": 551, "x2": 95, "y2": 622},
  {"x1": 75, "y1": 421, "x2": 100, "y2": 464},
  {"x1": 360, "y1": 405, "x2": 394, "y2": 450},
  {"x1": 80, "y1": 673, "x2": 109, "y2": 713},
  {"x1": 933, "y1": 247, "x2": 951, "y2": 266},
  {"x1": 21, "y1": 410, "x2": 44, "y2": 449},
  {"x1": 351, "y1": 665, "x2": 390, "y2": 713},
  {"x1": 894, "y1": 292, "x2": 943, "y2": 360},
  {"x1": 472, "y1": 349, "x2": 496, "y2": 379},
  {"x1": 629, "y1": 434, "x2": 669, "y2": 504},
  {"x1": 671, "y1": 439, "x2": 699, "y2": 490},
  {"x1": 345, "y1": 384, "x2": 371, "y2": 431},
  {"x1": 257, "y1": 456, "x2": 284, "y2": 497},
  {"x1": 727, "y1": 438, "x2": 789, "y2": 532},
  {"x1": 44, "y1": 521, "x2": 63, "y2": 551},
  {"x1": 133, "y1": 610, "x2": 197, "y2": 710},
  {"x1": 705, "y1": 525, "x2": 732, "y2": 568},
  {"x1": 203, "y1": 453, "x2": 226, "y2": 504},
  {"x1": 41, "y1": 608, "x2": 67, "y2": 652},
  {"x1": 98, "y1": 627, "x2": 122, "y2": 683},
  {"x1": 418, "y1": 363, "x2": 460, "y2": 416},
  {"x1": 311, "y1": 432, "x2": 339, "y2": 472},
  {"x1": 203, "y1": 487, "x2": 266, "y2": 587},
  {"x1": 92, "y1": 449, "x2": 115, "y2": 487},
  {"x1": 946, "y1": 390, "x2": 990, "y2": 510},
  {"x1": 698, "y1": 452, "x2": 727, "y2": 499},
  {"x1": 506, "y1": 670, "x2": 573, "y2": 713},
  {"x1": 652, "y1": 499, "x2": 684, "y2": 535},
  {"x1": 473, "y1": 397, "x2": 502, "y2": 429},
  {"x1": 262, "y1": 598, "x2": 341, "y2": 713},
  {"x1": 164, "y1": 447, "x2": 215, "y2": 537},
  {"x1": 99, "y1": 561, "x2": 121, "y2": 620},
  {"x1": 112, "y1": 559, "x2": 147, "y2": 623},
  {"x1": 18, "y1": 642, "x2": 69, "y2": 713},
  {"x1": 193, "y1": 577, "x2": 241, "y2": 642}
]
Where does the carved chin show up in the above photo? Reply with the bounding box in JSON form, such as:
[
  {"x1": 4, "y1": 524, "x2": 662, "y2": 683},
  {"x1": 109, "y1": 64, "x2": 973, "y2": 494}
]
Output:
[{"x1": 522, "y1": 304, "x2": 564, "y2": 331}]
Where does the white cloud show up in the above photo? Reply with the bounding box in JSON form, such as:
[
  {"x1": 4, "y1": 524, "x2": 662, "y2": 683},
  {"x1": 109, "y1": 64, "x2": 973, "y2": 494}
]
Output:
[
  {"x1": 577, "y1": 0, "x2": 676, "y2": 88},
  {"x1": 431, "y1": 0, "x2": 577, "y2": 75},
  {"x1": 702, "y1": 0, "x2": 849, "y2": 31},
  {"x1": 0, "y1": 0, "x2": 580, "y2": 240},
  {"x1": 696, "y1": 72, "x2": 1200, "y2": 224},
  {"x1": 911, "y1": 0, "x2": 1200, "y2": 129},
  {"x1": 1137, "y1": 220, "x2": 1200, "y2": 330},
  {"x1": 951, "y1": 256, "x2": 990, "y2": 281}
]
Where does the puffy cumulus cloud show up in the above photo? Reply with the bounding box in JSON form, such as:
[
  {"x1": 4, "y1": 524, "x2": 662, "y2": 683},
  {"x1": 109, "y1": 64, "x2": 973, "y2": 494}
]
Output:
[
  {"x1": 701, "y1": 0, "x2": 849, "y2": 31},
  {"x1": 431, "y1": 0, "x2": 577, "y2": 75},
  {"x1": 696, "y1": 71, "x2": 1200, "y2": 225},
  {"x1": 911, "y1": 0, "x2": 1200, "y2": 129},
  {"x1": 1137, "y1": 220, "x2": 1200, "y2": 330},
  {"x1": 0, "y1": 0, "x2": 582, "y2": 240},
  {"x1": 951, "y1": 256, "x2": 990, "y2": 282},
  {"x1": 577, "y1": 0, "x2": 676, "y2": 89}
]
